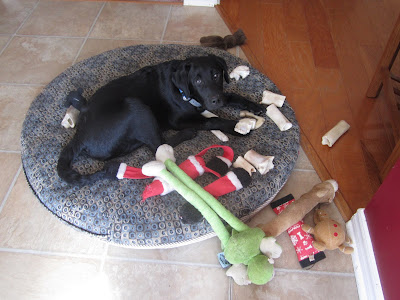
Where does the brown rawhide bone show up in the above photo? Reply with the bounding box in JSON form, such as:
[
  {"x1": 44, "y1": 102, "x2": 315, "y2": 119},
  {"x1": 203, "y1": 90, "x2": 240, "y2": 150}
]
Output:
[{"x1": 259, "y1": 180, "x2": 338, "y2": 237}]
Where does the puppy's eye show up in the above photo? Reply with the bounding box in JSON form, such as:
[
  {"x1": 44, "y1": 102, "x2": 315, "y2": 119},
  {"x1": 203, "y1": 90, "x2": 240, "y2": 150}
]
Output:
[
  {"x1": 213, "y1": 73, "x2": 220, "y2": 80},
  {"x1": 196, "y1": 78, "x2": 202, "y2": 85}
]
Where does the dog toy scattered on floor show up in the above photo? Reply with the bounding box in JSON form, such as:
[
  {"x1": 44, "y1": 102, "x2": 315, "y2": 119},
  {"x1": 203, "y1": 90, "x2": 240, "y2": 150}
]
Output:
[
  {"x1": 112, "y1": 146, "x2": 275, "y2": 225},
  {"x1": 302, "y1": 209, "x2": 354, "y2": 254},
  {"x1": 271, "y1": 194, "x2": 326, "y2": 268},
  {"x1": 259, "y1": 180, "x2": 339, "y2": 237},
  {"x1": 200, "y1": 29, "x2": 247, "y2": 50},
  {"x1": 322, "y1": 120, "x2": 350, "y2": 147},
  {"x1": 142, "y1": 144, "x2": 282, "y2": 285}
]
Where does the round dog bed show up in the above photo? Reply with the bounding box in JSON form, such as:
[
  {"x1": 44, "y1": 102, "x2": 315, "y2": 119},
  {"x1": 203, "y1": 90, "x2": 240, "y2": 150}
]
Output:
[{"x1": 21, "y1": 44, "x2": 300, "y2": 248}]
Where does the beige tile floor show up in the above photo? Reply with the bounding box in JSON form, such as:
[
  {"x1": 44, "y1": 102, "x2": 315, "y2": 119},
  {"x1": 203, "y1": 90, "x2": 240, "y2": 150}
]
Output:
[{"x1": 0, "y1": 1, "x2": 359, "y2": 299}]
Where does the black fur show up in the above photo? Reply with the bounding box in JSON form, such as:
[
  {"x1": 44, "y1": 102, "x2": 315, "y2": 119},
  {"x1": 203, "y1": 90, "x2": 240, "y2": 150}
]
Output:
[{"x1": 57, "y1": 55, "x2": 265, "y2": 185}]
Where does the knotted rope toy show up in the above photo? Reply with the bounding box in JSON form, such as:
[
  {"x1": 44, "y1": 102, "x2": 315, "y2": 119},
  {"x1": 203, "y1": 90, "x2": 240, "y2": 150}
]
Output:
[{"x1": 142, "y1": 144, "x2": 282, "y2": 285}]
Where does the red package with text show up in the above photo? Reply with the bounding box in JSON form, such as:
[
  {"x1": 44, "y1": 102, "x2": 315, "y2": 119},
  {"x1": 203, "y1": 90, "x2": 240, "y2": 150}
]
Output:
[{"x1": 271, "y1": 194, "x2": 326, "y2": 268}]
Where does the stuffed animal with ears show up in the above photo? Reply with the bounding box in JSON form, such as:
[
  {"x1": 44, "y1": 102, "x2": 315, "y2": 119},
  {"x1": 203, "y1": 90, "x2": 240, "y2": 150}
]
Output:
[
  {"x1": 259, "y1": 180, "x2": 339, "y2": 237},
  {"x1": 141, "y1": 144, "x2": 282, "y2": 286},
  {"x1": 302, "y1": 209, "x2": 354, "y2": 254},
  {"x1": 257, "y1": 180, "x2": 354, "y2": 260}
]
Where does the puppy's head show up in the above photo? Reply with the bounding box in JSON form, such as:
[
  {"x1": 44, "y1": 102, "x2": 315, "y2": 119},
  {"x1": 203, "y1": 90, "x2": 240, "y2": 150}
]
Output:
[{"x1": 172, "y1": 55, "x2": 230, "y2": 111}]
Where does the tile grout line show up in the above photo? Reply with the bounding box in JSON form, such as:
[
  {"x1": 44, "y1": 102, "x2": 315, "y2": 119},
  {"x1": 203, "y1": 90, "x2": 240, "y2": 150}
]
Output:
[
  {"x1": 14, "y1": 34, "x2": 161, "y2": 43},
  {"x1": 0, "y1": 165, "x2": 22, "y2": 215},
  {"x1": 160, "y1": 5, "x2": 173, "y2": 44},
  {"x1": 106, "y1": 254, "x2": 221, "y2": 269},
  {"x1": 0, "y1": 0, "x2": 40, "y2": 57},
  {"x1": 292, "y1": 168, "x2": 318, "y2": 172},
  {"x1": 0, "y1": 244, "x2": 356, "y2": 278},
  {"x1": 72, "y1": 2, "x2": 106, "y2": 65},
  {"x1": 228, "y1": 277, "x2": 233, "y2": 300},
  {"x1": 0, "y1": 247, "x2": 104, "y2": 261},
  {"x1": 0, "y1": 150, "x2": 21, "y2": 154},
  {"x1": 275, "y1": 267, "x2": 355, "y2": 278},
  {"x1": 0, "y1": 245, "x2": 222, "y2": 269},
  {"x1": 0, "y1": 82, "x2": 45, "y2": 87},
  {"x1": 99, "y1": 243, "x2": 109, "y2": 272}
]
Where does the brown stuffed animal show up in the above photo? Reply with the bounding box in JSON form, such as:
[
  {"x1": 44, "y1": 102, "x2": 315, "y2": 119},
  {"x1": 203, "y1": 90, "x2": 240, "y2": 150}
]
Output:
[
  {"x1": 259, "y1": 180, "x2": 338, "y2": 237},
  {"x1": 200, "y1": 29, "x2": 247, "y2": 50},
  {"x1": 302, "y1": 209, "x2": 354, "y2": 254}
]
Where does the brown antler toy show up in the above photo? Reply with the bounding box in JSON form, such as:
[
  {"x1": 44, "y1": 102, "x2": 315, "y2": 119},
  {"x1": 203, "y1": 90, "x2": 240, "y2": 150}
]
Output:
[{"x1": 259, "y1": 180, "x2": 338, "y2": 237}]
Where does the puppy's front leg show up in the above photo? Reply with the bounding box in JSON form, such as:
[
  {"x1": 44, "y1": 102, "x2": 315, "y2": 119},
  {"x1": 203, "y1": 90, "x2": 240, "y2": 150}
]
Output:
[
  {"x1": 225, "y1": 93, "x2": 265, "y2": 115},
  {"x1": 172, "y1": 115, "x2": 239, "y2": 136}
]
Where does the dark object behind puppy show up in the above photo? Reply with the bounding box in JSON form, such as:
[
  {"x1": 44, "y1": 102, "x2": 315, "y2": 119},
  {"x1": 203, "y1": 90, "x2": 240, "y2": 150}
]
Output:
[
  {"x1": 57, "y1": 55, "x2": 264, "y2": 186},
  {"x1": 200, "y1": 29, "x2": 246, "y2": 50}
]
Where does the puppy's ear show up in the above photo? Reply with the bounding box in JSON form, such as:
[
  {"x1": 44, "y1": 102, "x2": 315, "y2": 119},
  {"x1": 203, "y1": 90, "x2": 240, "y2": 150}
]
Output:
[
  {"x1": 209, "y1": 54, "x2": 230, "y2": 84},
  {"x1": 172, "y1": 62, "x2": 192, "y2": 97}
]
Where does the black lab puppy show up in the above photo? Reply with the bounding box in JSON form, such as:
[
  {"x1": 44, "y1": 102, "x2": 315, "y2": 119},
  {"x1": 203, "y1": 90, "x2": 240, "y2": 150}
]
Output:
[{"x1": 57, "y1": 55, "x2": 264, "y2": 185}]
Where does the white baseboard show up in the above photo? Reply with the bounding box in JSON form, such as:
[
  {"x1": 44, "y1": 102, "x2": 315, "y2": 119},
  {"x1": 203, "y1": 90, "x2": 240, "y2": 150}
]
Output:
[
  {"x1": 346, "y1": 209, "x2": 384, "y2": 300},
  {"x1": 183, "y1": 0, "x2": 220, "y2": 7}
]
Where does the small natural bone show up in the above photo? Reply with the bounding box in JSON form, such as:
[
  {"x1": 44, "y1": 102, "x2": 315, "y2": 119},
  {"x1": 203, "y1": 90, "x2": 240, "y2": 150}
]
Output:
[
  {"x1": 210, "y1": 130, "x2": 229, "y2": 142},
  {"x1": 229, "y1": 65, "x2": 250, "y2": 81},
  {"x1": 234, "y1": 118, "x2": 256, "y2": 135},
  {"x1": 201, "y1": 110, "x2": 229, "y2": 142},
  {"x1": 61, "y1": 105, "x2": 80, "y2": 129},
  {"x1": 239, "y1": 110, "x2": 265, "y2": 129},
  {"x1": 244, "y1": 150, "x2": 274, "y2": 175},
  {"x1": 261, "y1": 90, "x2": 286, "y2": 107},
  {"x1": 233, "y1": 156, "x2": 256, "y2": 176},
  {"x1": 266, "y1": 104, "x2": 292, "y2": 131},
  {"x1": 322, "y1": 120, "x2": 350, "y2": 147}
]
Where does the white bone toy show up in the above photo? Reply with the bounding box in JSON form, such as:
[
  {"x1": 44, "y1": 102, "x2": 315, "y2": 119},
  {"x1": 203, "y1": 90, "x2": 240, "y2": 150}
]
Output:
[
  {"x1": 234, "y1": 118, "x2": 256, "y2": 135},
  {"x1": 244, "y1": 150, "x2": 274, "y2": 175},
  {"x1": 322, "y1": 120, "x2": 350, "y2": 147},
  {"x1": 61, "y1": 105, "x2": 80, "y2": 129},
  {"x1": 261, "y1": 90, "x2": 286, "y2": 107},
  {"x1": 266, "y1": 104, "x2": 292, "y2": 131},
  {"x1": 229, "y1": 65, "x2": 250, "y2": 81},
  {"x1": 233, "y1": 156, "x2": 256, "y2": 176},
  {"x1": 201, "y1": 110, "x2": 229, "y2": 142},
  {"x1": 239, "y1": 110, "x2": 265, "y2": 129}
]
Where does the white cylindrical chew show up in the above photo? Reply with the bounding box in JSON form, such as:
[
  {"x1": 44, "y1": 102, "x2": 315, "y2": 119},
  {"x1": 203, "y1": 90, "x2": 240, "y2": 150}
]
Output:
[
  {"x1": 210, "y1": 130, "x2": 229, "y2": 142},
  {"x1": 239, "y1": 110, "x2": 265, "y2": 129},
  {"x1": 233, "y1": 156, "x2": 256, "y2": 176},
  {"x1": 244, "y1": 150, "x2": 274, "y2": 175},
  {"x1": 234, "y1": 118, "x2": 256, "y2": 135},
  {"x1": 61, "y1": 105, "x2": 80, "y2": 129},
  {"x1": 322, "y1": 120, "x2": 350, "y2": 147},
  {"x1": 266, "y1": 104, "x2": 292, "y2": 131},
  {"x1": 261, "y1": 90, "x2": 286, "y2": 107},
  {"x1": 201, "y1": 110, "x2": 229, "y2": 142},
  {"x1": 229, "y1": 65, "x2": 250, "y2": 81}
]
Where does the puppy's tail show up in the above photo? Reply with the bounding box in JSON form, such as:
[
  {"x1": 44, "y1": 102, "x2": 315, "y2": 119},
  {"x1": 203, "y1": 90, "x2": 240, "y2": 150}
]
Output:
[{"x1": 57, "y1": 142, "x2": 117, "y2": 186}]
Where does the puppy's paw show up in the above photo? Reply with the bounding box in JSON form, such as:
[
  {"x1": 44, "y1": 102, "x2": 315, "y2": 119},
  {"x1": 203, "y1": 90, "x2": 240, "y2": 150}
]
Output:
[
  {"x1": 247, "y1": 102, "x2": 266, "y2": 115},
  {"x1": 179, "y1": 202, "x2": 204, "y2": 224},
  {"x1": 180, "y1": 128, "x2": 197, "y2": 140},
  {"x1": 103, "y1": 161, "x2": 121, "y2": 180},
  {"x1": 167, "y1": 128, "x2": 197, "y2": 147}
]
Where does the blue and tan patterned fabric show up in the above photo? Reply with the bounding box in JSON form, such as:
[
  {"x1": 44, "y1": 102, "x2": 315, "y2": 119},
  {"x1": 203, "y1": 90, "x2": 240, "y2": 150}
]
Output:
[{"x1": 21, "y1": 44, "x2": 300, "y2": 248}]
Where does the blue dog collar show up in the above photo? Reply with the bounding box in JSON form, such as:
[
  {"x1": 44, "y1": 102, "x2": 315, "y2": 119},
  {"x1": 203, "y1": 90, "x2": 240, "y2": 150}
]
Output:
[{"x1": 179, "y1": 89, "x2": 202, "y2": 108}]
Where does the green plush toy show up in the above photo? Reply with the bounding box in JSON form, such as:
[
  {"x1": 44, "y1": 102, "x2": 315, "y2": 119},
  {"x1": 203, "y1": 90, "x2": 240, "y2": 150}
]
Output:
[{"x1": 142, "y1": 145, "x2": 282, "y2": 285}]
